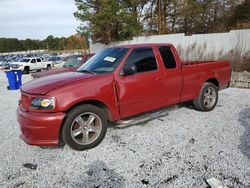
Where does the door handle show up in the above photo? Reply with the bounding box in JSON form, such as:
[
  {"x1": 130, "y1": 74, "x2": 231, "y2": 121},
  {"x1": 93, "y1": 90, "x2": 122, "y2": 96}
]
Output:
[{"x1": 155, "y1": 77, "x2": 162, "y2": 81}]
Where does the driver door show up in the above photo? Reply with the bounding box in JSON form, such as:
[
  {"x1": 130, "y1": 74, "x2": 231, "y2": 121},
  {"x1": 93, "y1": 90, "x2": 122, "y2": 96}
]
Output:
[
  {"x1": 30, "y1": 58, "x2": 37, "y2": 70},
  {"x1": 36, "y1": 58, "x2": 43, "y2": 69},
  {"x1": 114, "y1": 47, "x2": 165, "y2": 118}
]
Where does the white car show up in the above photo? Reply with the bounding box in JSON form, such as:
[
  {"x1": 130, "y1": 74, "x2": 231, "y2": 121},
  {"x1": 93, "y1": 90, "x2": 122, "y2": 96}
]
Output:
[
  {"x1": 10, "y1": 57, "x2": 52, "y2": 74},
  {"x1": 0, "y1": 62, "x2": 10, "y2": 70}
]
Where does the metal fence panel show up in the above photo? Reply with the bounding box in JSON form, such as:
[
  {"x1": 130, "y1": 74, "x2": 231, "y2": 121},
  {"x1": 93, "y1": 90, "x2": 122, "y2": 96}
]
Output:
[{"x1": 90, "y1": 29, "x2": 250, "y2": 60}]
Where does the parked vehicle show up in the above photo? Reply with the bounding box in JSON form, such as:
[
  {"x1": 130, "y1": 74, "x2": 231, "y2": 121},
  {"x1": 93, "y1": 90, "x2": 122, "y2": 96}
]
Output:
[
  {"x1": 0, "y1": 62, "x2": 10, "y2": 70},
  {"x1": 49, "y1": 56, "x2": 62, "y2": 64},
  {"x1": 47, "y1": 56, "x2": 63, "y2": 68},
  {"x1": 10, "y1": 57, "x2": 52, "y2": 74},
  {"x1": 31, "y1": 54, "x2": 94, "y2": 79},
  {"x1": 17, "y1": 44, "x2": 231, "y2": 151}
]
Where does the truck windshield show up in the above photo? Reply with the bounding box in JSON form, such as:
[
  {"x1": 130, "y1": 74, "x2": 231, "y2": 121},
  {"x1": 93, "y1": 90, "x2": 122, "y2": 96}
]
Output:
[{"x1": 77, "y1": 48, "x2": 128, "y2": 74}]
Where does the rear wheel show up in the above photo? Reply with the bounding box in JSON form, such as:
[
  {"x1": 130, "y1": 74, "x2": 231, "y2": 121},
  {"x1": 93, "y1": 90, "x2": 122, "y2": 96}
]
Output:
[
  {"x1": 62, "y1": 104, "x2": 107, "y2": 151},
  {"x1": 193, "y1": 82, "x2": 218, "y2": 111}
]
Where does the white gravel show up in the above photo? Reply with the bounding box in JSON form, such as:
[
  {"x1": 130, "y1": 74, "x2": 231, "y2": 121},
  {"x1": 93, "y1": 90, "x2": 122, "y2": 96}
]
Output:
[{"x1": 0, "y1": 71, "x2": 250, "y2": 188}]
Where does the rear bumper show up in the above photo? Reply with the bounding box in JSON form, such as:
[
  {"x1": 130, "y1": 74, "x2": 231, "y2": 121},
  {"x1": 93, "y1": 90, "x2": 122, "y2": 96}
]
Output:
[{"x1": 17, "y1": 108, "x2": 65, "y2": 146}]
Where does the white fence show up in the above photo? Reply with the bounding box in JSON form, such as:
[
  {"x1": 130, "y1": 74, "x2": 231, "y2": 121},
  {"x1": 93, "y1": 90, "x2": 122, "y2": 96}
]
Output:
[{"x1": 90, "y1": 29, "x2": 250, "y2": 60}]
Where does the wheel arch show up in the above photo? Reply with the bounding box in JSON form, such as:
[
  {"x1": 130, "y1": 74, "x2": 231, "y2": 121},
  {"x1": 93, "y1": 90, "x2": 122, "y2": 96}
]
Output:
[
  {"x1": 58, "y1": 100, "x2": 112, "y2": 145},
  {"x1": 205, "y1": 78, "x2": 219, "y2": 88},
  {"x1": 64, "y1": 100, "x2": 112, "y2": 121}
]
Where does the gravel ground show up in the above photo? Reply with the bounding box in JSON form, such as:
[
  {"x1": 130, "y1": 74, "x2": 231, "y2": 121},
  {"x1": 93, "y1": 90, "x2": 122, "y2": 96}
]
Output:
[{"x1": 0, "y1": 71, "x2": 249, "y2": 188}]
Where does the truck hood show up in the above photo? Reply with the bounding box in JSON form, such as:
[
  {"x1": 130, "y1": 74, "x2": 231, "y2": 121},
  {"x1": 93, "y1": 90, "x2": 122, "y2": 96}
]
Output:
[
  {"x1": 22, "y1": 72, "x2": 100, "y2": 95},
  {"x1": 31, "y1": 67, "x2": 75, "y2": 79}
]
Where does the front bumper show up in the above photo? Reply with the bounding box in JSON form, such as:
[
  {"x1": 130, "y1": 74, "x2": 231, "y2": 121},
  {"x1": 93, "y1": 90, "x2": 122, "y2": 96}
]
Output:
[
  {"x1": 10, "y1": 67, "x2": 23, "y2": 71},
  {"x1": 17, "y1": 107, "x2": 65, "y2": 146}
]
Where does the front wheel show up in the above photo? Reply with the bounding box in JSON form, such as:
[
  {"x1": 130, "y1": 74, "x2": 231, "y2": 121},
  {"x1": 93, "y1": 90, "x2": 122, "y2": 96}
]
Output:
[
  {"x1": 193, "y1": 82, "x2": 218, "y2": 111},
  {"x1": 46, "y1": 65, "x2": 51, "y2": 70},
  {"x1": 23, "y1": 66, "x2": 30, "y2": 74},
  {"x1": 62, "y1": 104, "x2": 107, "y2": 151}
]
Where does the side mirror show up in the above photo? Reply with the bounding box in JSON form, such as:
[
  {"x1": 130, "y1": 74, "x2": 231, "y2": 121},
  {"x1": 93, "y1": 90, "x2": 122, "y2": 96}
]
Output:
[{"x1": 120, "y1": 65, "x2": 137, "y2": 76}]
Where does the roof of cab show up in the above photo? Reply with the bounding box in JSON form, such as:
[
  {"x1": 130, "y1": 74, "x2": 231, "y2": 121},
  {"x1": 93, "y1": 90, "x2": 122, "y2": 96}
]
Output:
[{"x1": 114, "y1": 43, "x2": 173, "y2": 48}]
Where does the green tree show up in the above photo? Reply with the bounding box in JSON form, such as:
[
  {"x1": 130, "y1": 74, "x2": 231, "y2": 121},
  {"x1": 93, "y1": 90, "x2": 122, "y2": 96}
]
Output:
[
  {"x1": 58, "y1": 37, "x2": 67, "y2": 50},
  {"x1": 227, "y1": 0, "x2": 250, "y2": 29},
  {"x1": 74, "y1": 0, "x2": 142, "y2": 44},
  {"x1": 0, "y1": 34, "x2": 89, "y2": 53}
]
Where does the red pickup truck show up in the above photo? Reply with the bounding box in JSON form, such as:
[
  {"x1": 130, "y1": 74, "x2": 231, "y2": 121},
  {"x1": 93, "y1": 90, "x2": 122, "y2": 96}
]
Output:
[{"x1": 17, "y1": 44, "x2": 231, "y2": 151}]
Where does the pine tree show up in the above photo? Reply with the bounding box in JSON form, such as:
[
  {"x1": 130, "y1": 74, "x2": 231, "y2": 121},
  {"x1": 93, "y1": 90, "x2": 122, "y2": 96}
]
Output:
[{"x1": 74, "y1": 0, "x2": 143, "y2": 44}]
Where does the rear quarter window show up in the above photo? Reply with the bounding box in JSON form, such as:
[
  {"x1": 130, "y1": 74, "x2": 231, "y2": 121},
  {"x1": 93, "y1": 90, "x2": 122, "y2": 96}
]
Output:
[{"x1": 158, "y1": 46, "x2": 176, "y2": 69}]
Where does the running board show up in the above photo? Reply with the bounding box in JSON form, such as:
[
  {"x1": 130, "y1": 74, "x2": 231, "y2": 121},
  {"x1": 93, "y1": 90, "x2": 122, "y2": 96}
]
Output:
[{"x1": 115, "y1": 105, "x2": 178, "y2": 128}]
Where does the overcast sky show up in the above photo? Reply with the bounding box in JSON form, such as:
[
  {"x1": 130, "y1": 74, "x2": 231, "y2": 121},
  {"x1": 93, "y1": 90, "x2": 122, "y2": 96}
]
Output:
[{"x1": 0, "y1": 0, "x2": 80, "y2": 40}]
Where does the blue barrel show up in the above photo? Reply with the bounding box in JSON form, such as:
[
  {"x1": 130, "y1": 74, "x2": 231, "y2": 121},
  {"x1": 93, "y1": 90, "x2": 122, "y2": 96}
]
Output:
[
  {"x1": 5, "y1": 70, "x2": 22, "y2": 90},
  {"x1": 16, "y1": 70, "x2": 22, "y2": 88}
]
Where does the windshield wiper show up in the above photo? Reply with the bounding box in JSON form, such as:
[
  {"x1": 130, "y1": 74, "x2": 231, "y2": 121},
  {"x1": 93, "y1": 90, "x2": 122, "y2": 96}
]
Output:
[{"x1": 77, "y1": 69, "x2": 96, "y2": 75}]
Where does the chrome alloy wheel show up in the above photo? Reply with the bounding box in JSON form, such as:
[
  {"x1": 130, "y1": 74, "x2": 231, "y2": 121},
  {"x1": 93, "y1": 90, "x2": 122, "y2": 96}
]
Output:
[
  {"x1": 203, "y1": 87, "x2": 217, "y2": 108},
  {"x1": 70, "y1": 112, "x2": 102, "y2": 145}
]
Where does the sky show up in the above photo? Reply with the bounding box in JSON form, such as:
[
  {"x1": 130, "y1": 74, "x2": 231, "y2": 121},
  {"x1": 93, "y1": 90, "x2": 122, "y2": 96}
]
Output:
[{"x1": 0, "y1": 0, "x2": 80, "y2": 40}]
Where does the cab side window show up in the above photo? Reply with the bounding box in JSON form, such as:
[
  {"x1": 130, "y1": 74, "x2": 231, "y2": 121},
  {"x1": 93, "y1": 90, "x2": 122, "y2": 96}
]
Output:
[
  {"x1": 158, "y1": 46, "x2": 176, "y2": 69},
  {"x1": 36, "y1": 58, "x2": 41, "y2": 62},
  {"x1": 125, "y1": 47, "x2": 157, "y2": 73},
  {"x1": 31, "y1": 59, "x2": 36, "y2": 63}
]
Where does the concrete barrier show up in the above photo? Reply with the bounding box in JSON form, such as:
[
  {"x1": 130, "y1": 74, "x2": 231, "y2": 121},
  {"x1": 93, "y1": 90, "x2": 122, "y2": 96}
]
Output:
[{"x1": 231, "y1": 71, "x2": 250, "y2": 88}]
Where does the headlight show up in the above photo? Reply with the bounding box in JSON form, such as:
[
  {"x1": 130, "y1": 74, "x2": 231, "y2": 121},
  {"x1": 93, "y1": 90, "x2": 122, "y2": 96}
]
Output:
[{"x1": 31, "y1": 97, "x2": 55, "y2": 110}]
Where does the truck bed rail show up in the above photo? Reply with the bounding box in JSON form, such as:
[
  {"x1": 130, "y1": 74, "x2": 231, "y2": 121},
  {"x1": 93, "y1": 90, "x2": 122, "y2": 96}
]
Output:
[{"x1": 182, "y1": 61, "x2": 219, "y2": 66}]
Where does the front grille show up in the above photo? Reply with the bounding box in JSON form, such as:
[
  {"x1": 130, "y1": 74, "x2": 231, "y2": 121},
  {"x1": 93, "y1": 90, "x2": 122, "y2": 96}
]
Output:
[{"x1": 11, "y1": 64, "x2": 19, "y2": 69}]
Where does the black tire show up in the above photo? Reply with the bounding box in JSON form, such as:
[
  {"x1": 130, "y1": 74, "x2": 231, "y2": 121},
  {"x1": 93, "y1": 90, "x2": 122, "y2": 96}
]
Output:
[
  {"x1": 62, "y1": 104, "x2": 108, "y2": 151},
  {"x1": 46, "y1": 65, "x2": 51, "y2": 70},
  {"x1": 23, "y1": 66, "x2": 30, "y2": 74},
  {"x1": 193, "y1": 82, "x2": 218, "y2": 112}
]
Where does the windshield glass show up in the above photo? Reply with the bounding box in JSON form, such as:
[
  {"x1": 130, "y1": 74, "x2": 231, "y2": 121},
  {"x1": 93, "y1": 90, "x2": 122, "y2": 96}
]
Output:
[
  {"x1": 77, "y1": 48, "x2": 128, "y2": 74},
  {"x1": 63, "y1": 56, "x2": 82, "y2": 68},
  {"x1": 19, "y1": 58, "x2": 30, "y2": 63}
]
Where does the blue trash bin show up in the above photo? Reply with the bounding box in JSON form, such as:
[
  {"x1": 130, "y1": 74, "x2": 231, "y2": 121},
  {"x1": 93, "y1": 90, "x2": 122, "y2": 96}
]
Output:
[
  {"x1": 5, "y1": 70, "x2": 22, "y2": 90},
  {"x1": 16, "y1": 70, "x2": 22, "y2": 88}
]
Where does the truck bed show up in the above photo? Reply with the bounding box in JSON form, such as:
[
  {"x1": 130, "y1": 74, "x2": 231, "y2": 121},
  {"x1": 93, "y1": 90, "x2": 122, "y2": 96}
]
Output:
[{"x1": 180, "y1": 60, "x2": 231, "y2": 102}]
